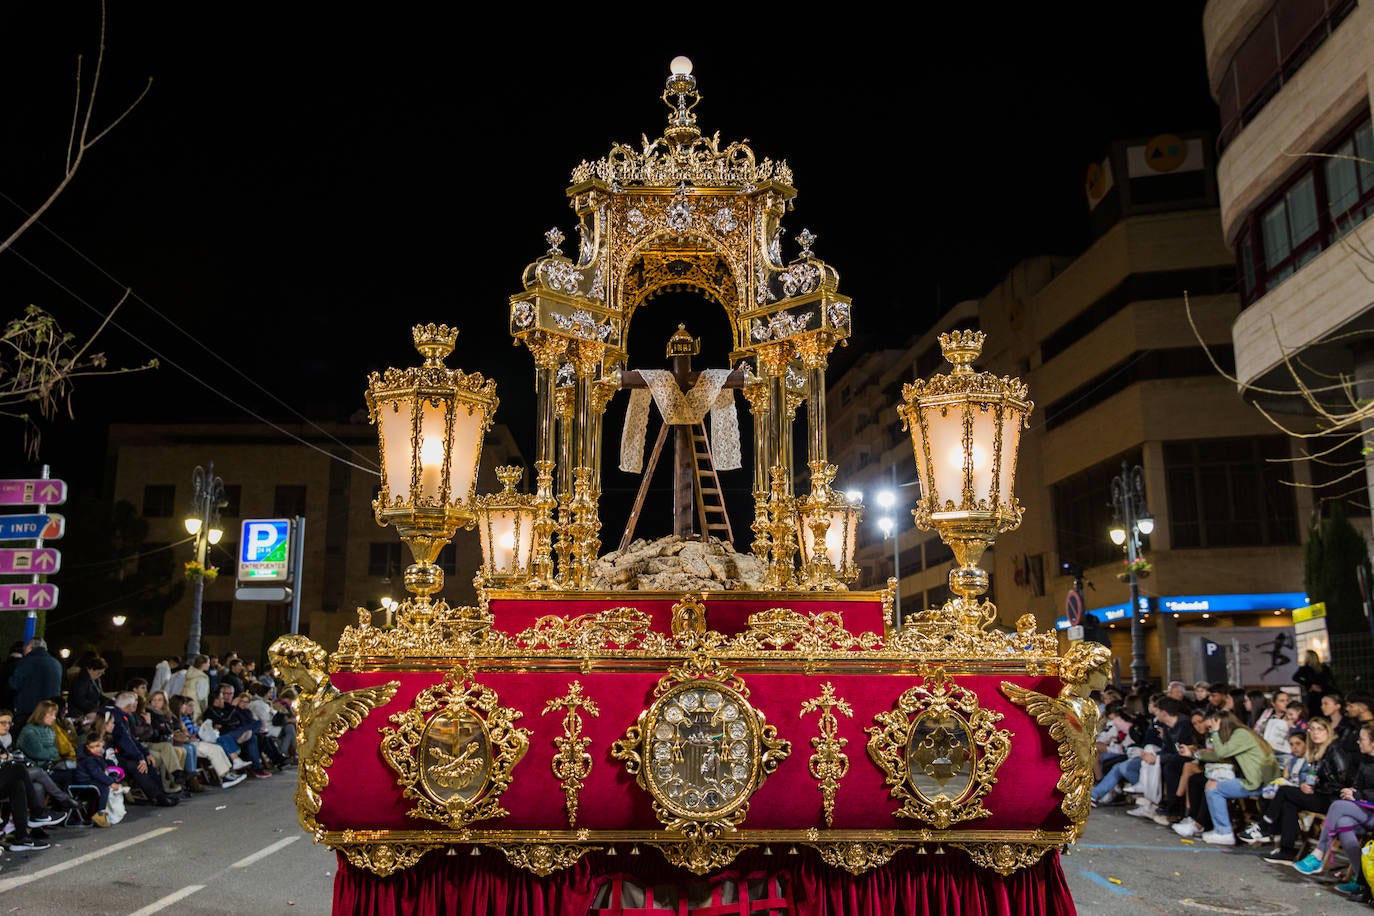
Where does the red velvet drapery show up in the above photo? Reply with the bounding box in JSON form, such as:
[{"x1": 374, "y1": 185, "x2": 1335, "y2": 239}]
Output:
[{"x1": 331, "y1": 848, "x2": 1076, "y2": 916}]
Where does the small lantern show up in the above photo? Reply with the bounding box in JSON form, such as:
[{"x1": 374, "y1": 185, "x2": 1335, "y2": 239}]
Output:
[
  {"x1": 897, "y1": 330, "x2": 1031, "y2": 621},
  {"x1": 366, "y1": 324, "x2": 498, "y2": 605},
  {"x1": 474, "y1": 466, "x2": 538, "y2": 587},
  {"x1": 796, "y1": 462, "x2": 864, "y2": 590}
]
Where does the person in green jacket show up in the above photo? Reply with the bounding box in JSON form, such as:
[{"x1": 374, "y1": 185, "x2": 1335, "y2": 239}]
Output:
[{"x1": 1179, "y1": 708, "x2": 1279, "y2": 845}]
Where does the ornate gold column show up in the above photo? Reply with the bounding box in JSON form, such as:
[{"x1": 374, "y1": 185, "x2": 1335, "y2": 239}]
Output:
[
  {"x1": 742, "y1": 368, "x2": 773, "y2": 561},
  {"x1": 756, "y1": 343, "x2": 796, "y2": 496},
  {"x1": 796, "y1": 336, "x2": 832, "y2": 468},
  {"x1": 522, "y1": 332, "x2": 567, "y2": 589}
]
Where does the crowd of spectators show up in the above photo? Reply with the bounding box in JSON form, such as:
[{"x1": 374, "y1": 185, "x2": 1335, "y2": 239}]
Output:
[
  {"x1": 0, "y1": 638, "x2": 298, "y2": 853},
  {"x1": 1091, "y1": 674, "x2": 1374, "y2": 905}
]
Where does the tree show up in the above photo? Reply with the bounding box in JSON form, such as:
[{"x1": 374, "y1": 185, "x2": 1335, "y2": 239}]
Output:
[{"x1": 0, "y1": 1, "x2": 156, "y2": 458}]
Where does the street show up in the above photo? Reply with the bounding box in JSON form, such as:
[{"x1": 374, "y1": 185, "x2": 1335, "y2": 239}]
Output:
[{"x1": 2, "y1": 774, "x2": 1370, "y2": 915}]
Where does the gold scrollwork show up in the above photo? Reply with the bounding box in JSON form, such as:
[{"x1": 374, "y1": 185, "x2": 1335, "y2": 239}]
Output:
[
  {"x1": 379, "y1": 670, "x2": 530, "y2": 829},
  {"x1": 865, "y1": 669, "x2": 1011, "y2": 829},
  {"x1": 337, "y1": 842, "x2": 440, "y2": 877},
  {"x1": 497, "y1": 843, "x2": 600, "y2": 877},
  {"x1": 650, "y1": 841, "x2": 752, "y2": 875},
  {"x1": 955, "y1": 841, "x2": 1052, "y2": 875},
  {"x1": 800, "y1": 682, "x2": 853, "y2": 827},
  {"x1": 1001, "y1": 641, "x2": 1112, "y2": 837},
  {"x1": 612, "y1": 657, "x2": 789, "y2": 849},
  {"x1": 542, "y1": 681, "x2": 600, "y2": 827},
  {"x1": 268, "y1": 635, "x2": 400, "y2": 838},
  {"x1": 670, "y1": 593, "x2": 707, "y2": 636},
  {"x1": 813, "y1": 841, "x2": 904, "y2": 874}
]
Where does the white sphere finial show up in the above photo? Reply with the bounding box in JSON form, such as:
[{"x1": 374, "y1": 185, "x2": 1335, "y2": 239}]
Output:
[{"x1": 670, "y1": 56, "x2": 693, "y2": 76}]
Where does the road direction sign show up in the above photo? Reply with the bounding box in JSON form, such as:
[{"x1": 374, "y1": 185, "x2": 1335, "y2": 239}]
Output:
[
  {"x1": 0, "y1": 479, "x2": 66, "y2": 506},
  {"x1": 0, "y1": 548, "x2": 60, "y2": 574},
  {"x1": 0, "y1": 583, "x2": 58, "y2": 610},
  {"x1": 0, "y1": 514, "x2": 64, "y2": 540},
  {"x1": 238, "y1": 518, "x2": 291, "y2": 582}
]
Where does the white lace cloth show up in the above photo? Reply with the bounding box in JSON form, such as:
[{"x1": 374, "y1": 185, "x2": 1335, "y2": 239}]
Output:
[{"x1": 619, "y1": 369, "x2": 741, "y2": 472}]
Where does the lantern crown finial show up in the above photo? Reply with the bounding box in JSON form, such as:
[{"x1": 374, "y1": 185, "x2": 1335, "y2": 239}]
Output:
[
  {"x1": 413, "y1": 323, "x2": 459, "y2": 365},
  {"x1": 937, "y1": 330, "x2": 985, "y2": 375}
]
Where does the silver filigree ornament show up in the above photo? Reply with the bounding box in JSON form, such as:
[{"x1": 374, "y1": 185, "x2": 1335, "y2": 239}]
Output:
[
  {"x1": 711, "y1": 207, "x2": 738, "y2": 233},
  {"x1": 827, "y1": 302, "x2": 850, "y2": 327},
  {"x1": 751, "y1": 311, "x2": 815, "y2": 342},
  {"x1": 545, "y1": 228, "x2": 566, "y2": 256},
  {"x1": 768, "y1": 227, "x2": 784, "y2": 264},
  {"x1": 553, "y1": 309, "x2": 613, "y2": 342},
  {"x1": 589, "y1": 266, "x2": 605, "y2": 302},
  {"x1": 780, "y1": 264, "x2": 821, "y2": 298},
  {"x1": 738, "y1": 181, "x2": 756, "y2": 195},
  {"x1": 626, "y1": 209, "x2": 648, "y2": 236},
  {"x1": 557, "y1": 362, "x2": 575, "y2": 387},
  {"x1": 545, "y1": 261, "x2": 583, "y2": 293},
  {"x1": 512, "y1": 302, "x2": 535, "y2": 329},
  {"x1": 578, "y1": 223, "x2": 593, "y2": 263},
  {"x1": 756, "y1": 271, "x2": 774, "y2": 306},
  {"x1": 666, "y1": 198, "x2": 693, "y2": 233},
  {"x1": 796, "y1": 229, "x2": 816, "y2": 258}
]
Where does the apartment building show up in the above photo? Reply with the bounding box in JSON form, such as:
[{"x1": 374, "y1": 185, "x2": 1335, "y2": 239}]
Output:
[
  {"x1": 99, "y1": 418, "x2": 524, "y2": 669},
  {"x1": 837, "y1": 130, "x2": 1314, "y2": 686}
]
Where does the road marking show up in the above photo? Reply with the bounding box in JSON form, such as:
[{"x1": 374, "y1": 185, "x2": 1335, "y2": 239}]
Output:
[
  {"x1": 231, "y1": 834, "x2": 300, "y2": 868},
  {"x1": 1075, "y1": 843, "x2": 1224, "y2": 852},
  {"x1": 126, "y1": 884, "x2": 205, "y2": 915},
  {"x1": 1078, "y1": 870, "x2": 1135, "y2": 895},
  {"x1": 0, "y1": 826, "x2": 177, "y2": 893}
]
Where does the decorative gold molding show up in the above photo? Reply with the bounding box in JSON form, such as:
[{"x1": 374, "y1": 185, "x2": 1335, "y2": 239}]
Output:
[
  {"x1": 542, "y1": 681, "x2": 600, "y2": 827},
  {"x1": 650, "y1": 840, "x2": 752, "y2": 875},
  {"x1": 336, "y1": 841, "x2": 440, "y2": 877},
  {"x1": 954, "y1": 840, "x2": 1052, "y2": 876},
  {"x1": 865, "y1": 669, "x2": 1011, "y2": 830},
  {"x1": 800, "y1": 682, "x2": 853, "y2": 827},
  {"x1": 814, "y1": 841, "x2": 903, "y2": 874},
  {"x1": 670, "y1": 593, "x2": 707, "y2": 637},
  {"x1": 497, "y1": 843, "x2": 600, "y2": 877},
  {"x1": 1001, "y1": 641, "x2": 1112, "y2": 838},
  {"x1": 267, "y1": 635, "x2": 400, "y2": 839},
  {"x1": 379, "y1": 670, "x2": 531, "y2": 829}
]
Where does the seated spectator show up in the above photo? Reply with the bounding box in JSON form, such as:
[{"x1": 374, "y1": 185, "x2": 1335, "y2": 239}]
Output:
[
  {"x1": 273, "y1": 687, "x2": 299, "y2": 763},
  {"x1": 202, "y1": 686, "x2": 270, "y2": 778},
  {"x1": 1285, "y1": 702, "x2": 1307, "y2": 734},
  {"x1": 244, "y1": 682, "x2": 291, "y2": 769},
  {"x1": 107, "y1": 691, "x2": 179, "y2": 807},
  {"x1": 0, "y1": 741, "x2": 56, "y2": 850},
  {"x1": 74, "y1": 731, "x2": 122, "y2": 827},
  {"x1": 219, "y1": 658, "x2": 248, "y2": 698},
  {"x1": 1244, "y1": 716, "x2": 1351, "y2": 861},
  {"x1": 1294, "y1": 722, "x2": 1374, "y2": 875},
  {"x1": 144, "y1": 690, "x2": 204, "y2": 793},
  {"x1": 1157, "y1": 709, "x2": 1211, "y2": 825},
  {"x1": 0, "y1": 707, "x2": 81, "y2": 825},
  {"x1": 1188, "y1": 708, "x2": 1280, "y2": 845},
  {"x1": 1093, "y1": 703, "x2": 1136, "y2": 781},
  {"x1": 182, "y1": 655, "x2": 211, "y2": 721},
  {"x1": 1260, "y1": 691, "x2": 1297, "y2": 766},
  {"x1": 169, "y1": 694, "x2": 244, "y2": 787},
  {"x1": 124, "y1": 689, "x2": 190, "y2": 797},
  {"x1": 1192, "y1": 681, "x2": 1212, "y2": 712},
  {"x1": 67, "y1": 656, "x2": 108, "y2": 720}
]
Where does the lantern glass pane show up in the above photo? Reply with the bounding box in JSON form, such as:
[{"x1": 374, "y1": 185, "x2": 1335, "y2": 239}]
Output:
[
  {"x1": 418, "y1": 400, "x2": 452, "y2": 502},
  {"x1": 924, "y1": 406, "x2": 966, "y2": 509},
  {"x1": 998, "y1": 406, "x2": 1024, "y2": 506},
  {"x1": 968, "y1": 405, "x2": 997, "y2": 508},
  {"x1": 379, "y1": 398, "x2": 417, "y2": 502},
  {"x1": 450, "y1": 403, "x2": 488, "y2": 507},
  {"x1": 483, "y1": 508, "x2": 519, "y2": 574}
]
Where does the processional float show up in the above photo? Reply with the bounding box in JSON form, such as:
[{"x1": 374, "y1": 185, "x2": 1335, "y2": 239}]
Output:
[{"x1": 270, "y1": 57, "x2": 1104, "y2": 915}]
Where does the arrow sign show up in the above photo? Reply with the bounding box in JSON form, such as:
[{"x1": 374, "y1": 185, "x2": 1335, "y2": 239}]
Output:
[
  {"x1": 0, "y1": 584, "x2": 58, "y2": 610},
  {"x1": 0, "y1": 514, "x2": 64, "y2": 540},
  {"x1": 0, "y1": 479, "x2": 66, "y2": 506},
  {"x1": 0, "y1": 548, "x2": 60, "y2": 574}
]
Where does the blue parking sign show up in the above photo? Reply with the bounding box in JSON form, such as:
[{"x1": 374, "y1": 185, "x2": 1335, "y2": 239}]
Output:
[{"x1": 238, "y1": 518, "x2": 292, "y2": 582}]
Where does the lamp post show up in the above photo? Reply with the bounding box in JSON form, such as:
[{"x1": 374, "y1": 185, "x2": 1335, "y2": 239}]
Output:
[
  {"x1": 184, "y1": 461, "x2": 226, "y2": 660},
  {"x1": 1109, "y1": 460, "x2": 1155, "y2": 688}
]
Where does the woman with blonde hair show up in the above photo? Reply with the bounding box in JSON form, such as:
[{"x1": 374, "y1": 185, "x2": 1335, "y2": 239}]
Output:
[{"x1": 1242, "y1": 715, "x2": 1353, "y2": 860}]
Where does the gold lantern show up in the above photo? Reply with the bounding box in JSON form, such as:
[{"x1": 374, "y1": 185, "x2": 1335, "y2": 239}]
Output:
[
  {"x1": 366, "y1": 324, "x2": 499, "y2": 611},
  {"x1": 897, "y1": 330, "x2": 1031, "y2": 627},
  {"x1": 796, "y1": 461, "x2": 864, "y2": 590},
  {"x1": 474, "y1": 466, "x2": 538, "y2": 588}
]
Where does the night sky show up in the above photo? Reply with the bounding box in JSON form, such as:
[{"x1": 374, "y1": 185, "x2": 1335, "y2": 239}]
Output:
[{"x1": 0, "y1": 5, "x2": 1217, "y2": 491}]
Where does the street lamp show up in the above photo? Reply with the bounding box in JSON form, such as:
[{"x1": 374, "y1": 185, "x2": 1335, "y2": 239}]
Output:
[
  {"x1": 876, "y1": 489, "x2": 901, "y2": 625},
  {"x1": 184, "y1": 461, "x2": 226, "y2": 659},
  {"x1": 1110, "y1": 459, "x2": 1154, "y2": 688}
]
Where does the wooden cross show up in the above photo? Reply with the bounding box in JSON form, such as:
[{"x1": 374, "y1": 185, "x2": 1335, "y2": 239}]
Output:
[{"x1": 619, "y1": 325, "x2": 745, "y2": 540}]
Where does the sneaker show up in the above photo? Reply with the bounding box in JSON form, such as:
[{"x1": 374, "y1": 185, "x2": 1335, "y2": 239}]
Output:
[
  {"x1": 250, "y1": 768, "x2": 272, "y2": 779},
  {"x1": 1264, "y1": 848, "x2": 1299, "y2": 864},
  {"x1": 8, "y1": 838, "x2": 50, "y2": 852},
  {"x1": 1151, "y1": 813, "x2": 1178, "y2": 827},
  {"x1": 220, "y1": 772, "x2": 247, "y2": 788},
  {"x1": 1126, "y1": 802, "x2": 1156, "y2": 817},
  {"x1": 90, "y1": 812, "x2": 109, "y2": 828},
  {"x1": 1336, "y1": 879, "x2": 1364, "y2": 895},
  {"x1": 1292, "y1": 853, "x2": 1324, "y2": 874},
  {"x1": 1172, "y1": 817, "x2": 1201, "y2": 838},
  {"x1": 1238, "y1": 822, "x2": 1272, "y2": 845},
  {"x1": 1202, "y1": 829, "x2": 1236, "y2": 845},
  {"x1": 27, "y1": 813, "x2": 64, "y2": 828},
  {"x1": 1122, "y1": 783, "x2": 1142, "y2": 794},
  {"x1": 231, "y1": 758, "x2": 252, "y2": 771}
]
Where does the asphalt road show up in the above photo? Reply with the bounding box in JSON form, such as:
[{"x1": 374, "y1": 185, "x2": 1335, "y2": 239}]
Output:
[{"x1": 3, "y1": 774, "x2": 1371, "y2": 915}]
